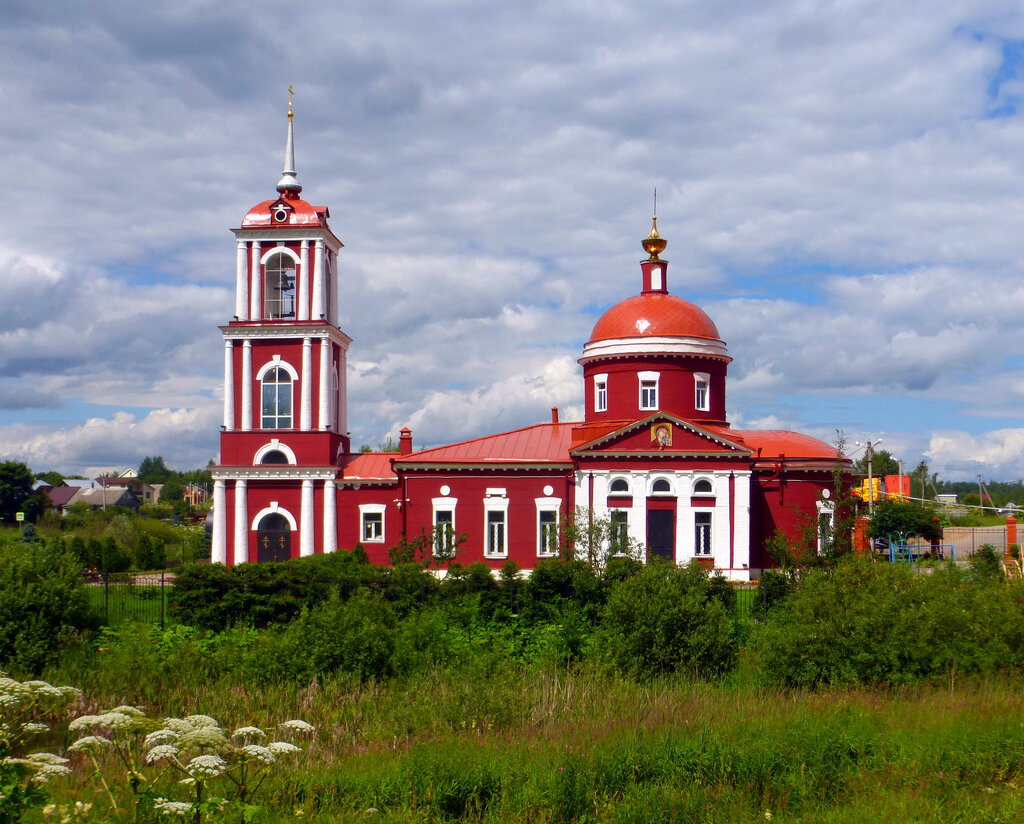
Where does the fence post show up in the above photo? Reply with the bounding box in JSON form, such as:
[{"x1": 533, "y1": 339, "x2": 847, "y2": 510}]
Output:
[
  {"x1": 104, "y1": 573, "x2": 109, "y2": 626},
  {"x1": 160, "y1": 571, "x2": 165, "y2": 630}
]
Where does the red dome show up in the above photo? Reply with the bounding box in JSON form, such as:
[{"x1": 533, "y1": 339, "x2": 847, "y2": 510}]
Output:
[
  {"x1": 240, "y1": 197, "x2": 329, "y2": 228},
  {"x1": 588, "y1": 293, "x2": 722, "y2": 343}
]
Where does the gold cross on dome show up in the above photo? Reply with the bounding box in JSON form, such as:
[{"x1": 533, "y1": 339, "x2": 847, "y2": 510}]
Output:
[{"x1": 288, "y1": 83, "x2": 294, "y2": 119}]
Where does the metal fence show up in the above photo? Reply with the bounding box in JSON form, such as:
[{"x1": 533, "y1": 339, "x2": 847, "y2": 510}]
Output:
[{"x1": 86, "y1": 572, "x2": 173, "y2": 628}]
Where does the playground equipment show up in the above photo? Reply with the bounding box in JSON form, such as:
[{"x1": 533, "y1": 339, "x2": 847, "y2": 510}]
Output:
[{"x1": 888, "y1": 530, "x2": 956, "y2": 564}]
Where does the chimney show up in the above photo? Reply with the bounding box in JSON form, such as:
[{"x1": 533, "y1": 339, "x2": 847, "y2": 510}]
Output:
[
  {"x1": 551, "y1": 407, "x2": 559, "y2": 424},
  {"x1": 399, "y1": 427, "x2": 413, "y2": 456}
]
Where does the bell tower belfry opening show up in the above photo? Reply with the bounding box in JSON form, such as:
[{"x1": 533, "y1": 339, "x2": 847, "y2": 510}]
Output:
[{"x1": 211, "y1": 89, "x2": 350, "y2": 566}]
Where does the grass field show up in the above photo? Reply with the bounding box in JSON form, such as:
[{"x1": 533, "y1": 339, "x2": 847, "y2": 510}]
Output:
[{"x1": 30, "y1": 663, "x2": 1024, "y2": 823}]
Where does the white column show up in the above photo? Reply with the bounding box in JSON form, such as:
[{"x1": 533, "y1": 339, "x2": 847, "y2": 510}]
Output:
[
  {"x1": 212, "y1": 480, "x2": 227, "y2": 564},
  {"x1": 241, "y1": 340, "x2": 253, "y2": 431},
  {"x1": 300, "y1": 337, "x2": 312, "y2": 431},
  {"x1": 235, "y1": 240, "x2": 248, "y2": 321},
  {"x1": 249, "y1": 241, "x2": 262, "y2": 320},
  {"x1": 311, "y1": 240, "x2": 324, "y2": 319},
  {"x1": 300, "y1": 479, "x2": 315, "y2": 556},
  {"x1": 326, "y1": 252, "x2": 335, "y2": 325},
  {"x1": 223, "y1": 339, "x2": 234, "y2": 430},
  {"x1": 298, "y1": 239, "x2": 310, "y2": 321},
  {"x1": 318, "y1": 338, "x2": 330, "y2": 430},
  {"x1": 323, "y1": 479, "x2": 337, "y2": 553},
  {"x1": 337, "y1": 349, "x2": 347, "y2": 436},
  {"x1": 233, "y1": 479, "x2": 248, "y2": 564}
]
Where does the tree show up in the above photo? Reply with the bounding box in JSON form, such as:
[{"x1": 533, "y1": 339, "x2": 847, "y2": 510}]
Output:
[
  {"x1": 33, "y1": 470, "x2": 64, "y2": 487},
  {"x1": 854, "y1": 448, "x2": 901, "y2": 478},
  {"x1": 0, "y1": 460, "x2": 34, "y2": 522},
  {"x1": 868, "y1": 498, "x2": 941, "y2": 542},
  {"x1": 159, "y1": 477, "x2": 184, "y2": 503},
  {"x1": 138, "y1": 455, "x2": 172, "y2": 484}
]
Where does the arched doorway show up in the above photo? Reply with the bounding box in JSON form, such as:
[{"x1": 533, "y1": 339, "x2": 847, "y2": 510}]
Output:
[{"x1": 256, "y1": 512, "x2": 291, "y2": 563}]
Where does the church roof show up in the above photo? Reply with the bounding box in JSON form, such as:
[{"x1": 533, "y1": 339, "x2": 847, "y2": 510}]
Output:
[
  {"x1": 588, "y1": 292, "x2": 722, "y2": 343},
  {"x1": 394, "y1": 422, "x2": 576, "y2": 466},
  {"x1": 339, "y1": 452, "x2": 398, "y2": 481},
  {"x1": 240, "y1": 197, "x2": 330, "y2": 228}
]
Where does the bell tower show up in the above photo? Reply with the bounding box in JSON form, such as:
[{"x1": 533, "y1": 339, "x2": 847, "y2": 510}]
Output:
[{"x1": 211, "y1": 90, "x2": 349, "y2": 565}]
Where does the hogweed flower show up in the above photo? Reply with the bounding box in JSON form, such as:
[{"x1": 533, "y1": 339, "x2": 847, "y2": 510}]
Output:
[
  {"x1": 145, "y1": 729, "x2": 180, "y2": 748},
  {"x1": 153, "y1": 797, "x2": 195, "y2": 817},
  {"x1": 145, "y1": 745, "x2": 180, "y2": 764},
  {"x1": 267, "y1": 741, "x2": 301, "y2": 756},
  {"x1": 232, "y1": 725, "x2": 266, "y2": 741},
  {"x1": 280, "y1": 719, "x2": 315, "y2": 734},
  {"x1": 68, "y1": 735, "x2": 113, "y2": 752},
  {"x1": 30, "y1": 762, "x2": 72, "y2": 785},
  {"x1": 239, "y1": 744, "x2": 276, "y2": 765},
  {"x1": 186, "y1": 753, "x2": 227, "y2": 779},
  {"x1": 184, "y1": 714, "x2": 219, "y2": 729}
]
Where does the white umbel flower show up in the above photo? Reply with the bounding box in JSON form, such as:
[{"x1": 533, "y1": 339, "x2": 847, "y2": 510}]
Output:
[
  {"x1": 145, "y1": 729, "x2": 180, "y2": 748},
  {"x1": 162, "y1": 718, "x2": 195, "y2": 735},
  {"x1": 184, "y1": 714, "x2": 219, "y2": 729},
  {"x1": 267, "y1": 741, "x2": 301, "y2": 755},
  {"x1": 30, "y1": 763, "x2": 72, "y2": 784},
  {"x1": 178, "y1": 726, "x2": 228, "y2": 750},
  {"x1": 108, "y1": 705, "x2": 145, "y2": 717},
  {"x1": 25, "y1": 753, "x2": 69, "y2": 765},
  {"x1": 186, "y1": 754, "x2": 227, "y2": 778},
  {"x1": 232, "y1": 726, "x2": 266, "y2": 740},
  {"x1": 146, "y1": 745, "x2": 180, "y2": 764},
  {"x1": 280, "y1": 719, "x2": 315, "y2": 734},
  {"x1": 68, "y1": 735, "x2": 113, "y2": 752},
  {"x1": 240, "y1": 744, "x2": 275, "y2": 765},
  {"x1": 153, "y1": 798, "x2": 195, "y2": 817},
  {"x1": 22, "y1": 723, "x2": 50, "y2": 735}
]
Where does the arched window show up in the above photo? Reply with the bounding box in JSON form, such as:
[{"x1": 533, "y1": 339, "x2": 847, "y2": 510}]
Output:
[
  {"x1": 264, "y1": 252, "x2": 297, "y2": 319},
  {"x1": 609, "y1": 478, "x2": 630, "y2": 494},
  {"x1": 693, "y1": 478, "x2": 714, "y2": 494},
  {"x1": 261, "y1": 367, "x2": 293, "y2": 429},
  {"x1": 260, "y1": 449, "x2": 289, "y2": 465},
  {"x1": 652, "y1": 478, "x2": 672, "y2": 494}
]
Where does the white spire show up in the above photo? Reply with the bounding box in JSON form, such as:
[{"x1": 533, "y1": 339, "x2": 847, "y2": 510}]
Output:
[{"x1": 276, "y1": 84, "x2": 302, "y2": 195}]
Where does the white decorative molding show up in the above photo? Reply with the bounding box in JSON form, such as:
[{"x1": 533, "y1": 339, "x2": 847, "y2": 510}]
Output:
[
  {"x1": 256, "y1": 356, "x2": 299, "y2": 382},
  {"x1": 260, "y1": 245, "x2": 301, "y2": 265},
  {"x1": 253, "y1": 439, "x2": 297, "y2": 465},
  {"x1": 580, "y1": 335, "x2": 730, "y2": 362},
  {"x1": 251, "y1": 502, "x2": 297, "y2": 531}
]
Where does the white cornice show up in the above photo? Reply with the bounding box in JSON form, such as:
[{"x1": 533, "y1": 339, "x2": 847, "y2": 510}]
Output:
[
  {"x1": 580, "y1": 335, "x2": 731, "y2": 364},
  {"x1": 220, "y1": 323, "x2": 352, "y2": 347},
  {"x1": 232, "y1": 226, "x2": 342, "y2": 253},
  {"x1": 212, "y1": 466, "x2": 339, "y2": 481}
]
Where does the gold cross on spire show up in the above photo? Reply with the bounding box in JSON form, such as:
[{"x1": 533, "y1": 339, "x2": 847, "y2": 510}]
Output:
[{"x1": 288, "y1": 83, "x2": 294, "y2": 120}]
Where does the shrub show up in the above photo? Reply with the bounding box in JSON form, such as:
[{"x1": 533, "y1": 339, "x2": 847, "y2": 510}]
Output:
[
  {"x1": 0, "y1": 540, "x2": 93, "y2": 674},
  {"x1": 100, "y1": 536, "x2": 131, "y2": 573},
  {"x1": 755, "y1": 570, "x2": 791, "y2": 615},
  {"x1": 753, "y1": 558, "x2": 1024, "y2": 687},
  {"x1": 969, "y1": 543, "x2": 1003, "y2": 582},
  {"x1": 595, "y1": 562, "x2": 737, "y2": 679}
]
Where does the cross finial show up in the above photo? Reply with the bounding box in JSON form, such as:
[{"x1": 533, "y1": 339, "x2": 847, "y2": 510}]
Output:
[
  {"x1": 288, "y1": 83, "x2": 294, "y2": 120},
  {"x1": 653, "y1": 187, "x2": 657, "y2": 219}
]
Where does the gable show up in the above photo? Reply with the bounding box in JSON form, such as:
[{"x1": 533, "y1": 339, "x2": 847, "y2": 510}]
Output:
[{"x1": 572, "y1": 414, "x2": 750, "y2": 457}]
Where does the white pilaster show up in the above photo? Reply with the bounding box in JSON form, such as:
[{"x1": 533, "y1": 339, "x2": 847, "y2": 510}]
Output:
[
  {"x1": 300, "y1": 336, "x2": 312, "y2": 431},
  {"x1": 318, "y1": 338, "x2": 330, "y2": 430},
  {"x1": 298, "y1": 239, "x2": 310, "y2": 321},
  {"x1": 241, "y1": 341, "x2": 253, "y2": 431},
  {"x1": 249, "y1": 240, "x2": 262, "y2": 320},
  {"x1": 223, "y1": 339, "x2": 234, "y2": 430},
  {"x1": 327, "y1": 252, "x2": 336, "y2": 324},
  {"x1": 311, "y1": 239, "x2": 324, "y2": 319},
  {"x1": 300, "y1": 480, "x2": 315, "y2": 556},
  {"x1": 323, "y1": 479, "x2": 337, "y2": 553},
  {"x1": 233, "y1": 479, "x2": 248, "y2": 564},
  {"x1": 337, "y1": 349, "x2": 347, "y2": 436},
  {"x1": 235, "y1": 240, "x2": 249, "y2": 321},
  {"x1": 212, "y1": 480, "x2": 227, "y2": 564}
]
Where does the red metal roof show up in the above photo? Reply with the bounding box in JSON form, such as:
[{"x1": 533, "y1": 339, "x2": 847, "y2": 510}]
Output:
[
  {"x1": 395, "y1": 423, "x2": 576, "y2": 465},
  {"x1": 731, "y1": 429, "x2": 844, "y2": 461},
  {"x1": 588, "y1": 293, "x2": 722, "y2": 343},
  {"x1": 241, "y1": 197, "x2": 329, "y2": 228},
  {"x1": 339, "y1": 452, "x2": 398, "y2": 481}
]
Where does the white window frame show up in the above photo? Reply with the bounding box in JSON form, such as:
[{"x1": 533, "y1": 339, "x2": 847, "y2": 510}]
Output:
[
  {"x1": 694, "y1": 372, "x2": 710, "y2": 412},
  {"x1": 692, "y1": 476, "x2": 715, "y2": 495},
  {"x1": 593, "y1": 373, "x2": 608, "y2": 413},
  {"x1": 484, "y1": 492, "x2": 509, "y2": 558},
  {"x1": 358, "y1": 504, "x2": 386, "y2": 544},
  {"x1": 535, "y1": 496, "x2": 561, "y2": 557},
  {"x1": 694, "y1": 510, "x2": 713, "y2": 556},
  {"x1": 650, "y1": 476, "x2": 674, "y2": 496},
  {"x1": 608, "y1": 476, "x2": 631, "y2": 495},
  {"x1": 261, "y1": 248, "x2": 300, "y2": 320},
  {"x1": 816, "y1": 500, "x2": 835, "y2": 555},
  {"x1": 609, "y1": 509, "x2": 630, "y2": 556},
  {"x1": 431, "y1": 496, "x2": 458, "y2": 557},
  {"x1": 638, "y1": 370, "x2": 660, "y2": 411}
]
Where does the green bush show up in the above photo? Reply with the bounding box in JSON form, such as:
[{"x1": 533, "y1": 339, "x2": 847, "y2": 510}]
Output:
[
  {"x1": 755, "y1": 570, "x2": 791, "y2": 615},
  {"x1": 100, "y1": 536, "x2": 131, "y2": 573},
  {"x1": 753, "y1": 558, "x2": 1024, "y2": 687},
  {"x1": 0, "y1": 539, "x2": 93, "y2": 674},
  {"x1": 594, "y1": 562, "x2": 737, "y2": 679},
  {"x1": 134, "y1": 534, "x2": 166, "y2": 570},
  {"x1": 969, "y1": 544, "x2": 1003, "y2": 582}
]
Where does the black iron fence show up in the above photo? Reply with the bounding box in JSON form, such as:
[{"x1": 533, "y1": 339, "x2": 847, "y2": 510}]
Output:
[{"x1": 85, "y1": 572, "x2": 173, "y2": 628}]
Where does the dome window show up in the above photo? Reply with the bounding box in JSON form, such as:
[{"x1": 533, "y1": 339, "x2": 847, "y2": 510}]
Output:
[
  {"x1": 270, "y1": 199, "x2": 293, "y2": 224},
  {"x1": 609, "y1": 478, "x2": 630, "y2": 494}
]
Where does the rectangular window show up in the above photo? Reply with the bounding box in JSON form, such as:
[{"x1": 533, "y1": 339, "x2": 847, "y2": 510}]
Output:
[
  {"x1": 594, "y1": 375, "x2": 608, "y2": 412},
  {"x1": 434, "y1": 510, "x2": 455, "y2": 556},
  {"x1": 486, "y1": 509, "x2": 507, "y2": 557},
  {"x1": 695, "y1": 376, "x2": 709, "y2": 411},
  {"x1": 361, "y1": 512, "x2": 383, "y2": 543},
  {"x1": 610, "y1": 510, "x2": 629, "y2": 555},
  {"x1": 817, "y1": 508, "x2": 834, "y2": 555},
  {"x1": 640, "y1": 380, "x2": 658, "y2": 410},
  {"x1": 694, "y1": 512, "x2": 712, "y2": 556},
  {"x1": 538, "y1": 510, "x2": 558, "y2": 556}
]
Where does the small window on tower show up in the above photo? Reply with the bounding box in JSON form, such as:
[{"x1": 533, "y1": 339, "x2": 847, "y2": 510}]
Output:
[
  {"x1": 640, "y1": 380, "x2": 658, "y2": 410},
  {"x1": 264, "y1": 252, "x2": 297, "y2": 320},
  {"x1": 695, "y1": 372, "x2": 710, "y2": 412},
  {"x1": 594, "y1": 373, "x2": 608, "y2": 413}
]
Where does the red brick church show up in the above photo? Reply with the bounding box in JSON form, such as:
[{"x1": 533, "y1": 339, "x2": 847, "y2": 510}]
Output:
[{"x1": 210, "y1": 104, "x2": 847, "y2": 581}]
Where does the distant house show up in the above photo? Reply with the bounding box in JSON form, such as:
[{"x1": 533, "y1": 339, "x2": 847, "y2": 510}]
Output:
[
  {"x1": 41, "y1": 484, "x2": 80, "y2": 515},
  {"x1": 71, "y1": 486, "x2": 141, "y2": 514},
  {"x1": 936, "y1": 493, "x2": 958, "y2": 506},
  {"x1": 95, "y1": 472, "x2": 161, "y2": 506}
]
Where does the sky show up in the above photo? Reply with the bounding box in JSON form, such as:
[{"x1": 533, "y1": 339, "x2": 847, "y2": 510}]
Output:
[{"x1": 1, "y1": 0, "x2": 1023, "y2": 481}]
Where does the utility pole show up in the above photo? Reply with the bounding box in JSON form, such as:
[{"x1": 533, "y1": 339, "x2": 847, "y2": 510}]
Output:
[
  {"x1": 856, "y1": 438, "x2": 882, "y2": 516},
  {"x1": 978, "y1": 474, "x2": 985, "y2": 514}
]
